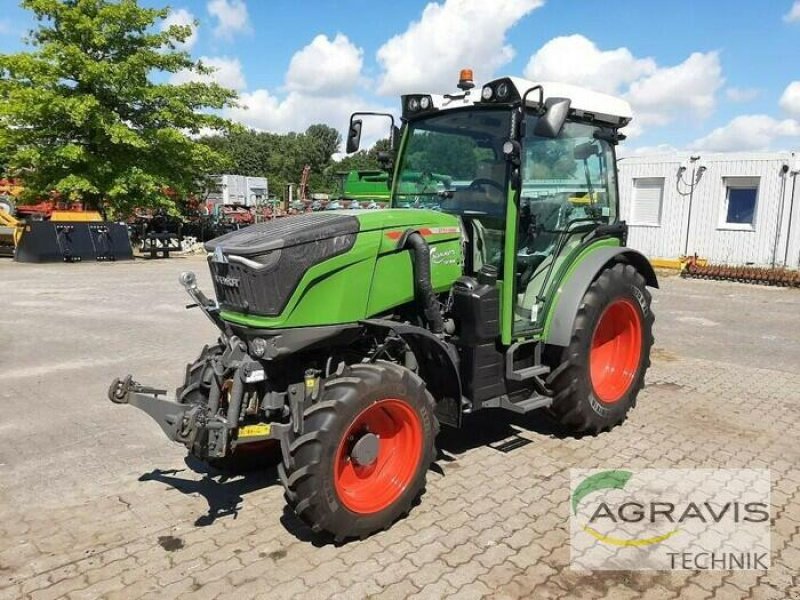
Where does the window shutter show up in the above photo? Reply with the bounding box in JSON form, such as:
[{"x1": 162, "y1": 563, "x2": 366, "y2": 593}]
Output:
[{"x1": 632, "y1": 178, "x2": 664, "y2": 225}]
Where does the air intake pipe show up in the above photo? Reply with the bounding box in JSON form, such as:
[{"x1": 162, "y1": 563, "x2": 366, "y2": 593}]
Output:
[{"x1": 403, "y1": 232, "x2": 445, "y2": 334}]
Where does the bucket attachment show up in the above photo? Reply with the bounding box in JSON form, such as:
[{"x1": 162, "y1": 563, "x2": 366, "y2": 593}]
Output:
[{"x1": 15, "y1": 221, "x2": 133, "y2": 263}]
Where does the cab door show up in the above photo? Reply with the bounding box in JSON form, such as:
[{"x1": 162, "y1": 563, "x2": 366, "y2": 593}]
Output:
[{"x1": 507, "y1": 120, "x2": 621, "y2": 342}]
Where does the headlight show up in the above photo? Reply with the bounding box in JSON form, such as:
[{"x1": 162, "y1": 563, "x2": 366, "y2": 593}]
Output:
[
  {"x1": 420, "y1": 95, "x2": 431, "y2": 110},
  {"x1": 407, "y1": 97, "x2": 420, "y2": 112},
  {"x1": 481, "y1": 85, "x2": 494, "y2": 101},
  {"x1": 250, "y1": 337, "x2": 268, "y2": 357},
  {"x1": 496, "y1": 82, "x2": 510, "y2": 99}
]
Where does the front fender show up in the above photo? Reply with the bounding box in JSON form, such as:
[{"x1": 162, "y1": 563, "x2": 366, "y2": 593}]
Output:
[
  {"x1": 362, "y1": 319, "x2": 463, "y2": 428},
  {"x1": 544, "y1": 247, "x2": 658, "y2": 348}
]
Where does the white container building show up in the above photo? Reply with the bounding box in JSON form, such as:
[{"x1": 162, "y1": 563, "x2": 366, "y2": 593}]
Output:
[
  {"x1": 618, "y1": 152, "x2": 800, "y2": 268},
  {"x1": 207, "y1": 175, "x2": 268, "y2": 208}
]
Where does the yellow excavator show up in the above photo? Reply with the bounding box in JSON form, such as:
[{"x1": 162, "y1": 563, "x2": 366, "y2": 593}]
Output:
[{"x1": 0, "y1": 196, "x2": 23, "y2": 257}]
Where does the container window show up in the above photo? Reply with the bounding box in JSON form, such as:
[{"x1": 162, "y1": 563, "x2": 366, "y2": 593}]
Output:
[
  {"x1": 631, "y1": 178, "x2": 664, "y2": 226},
  {"x1": 721, "y1": 177, "x2": 759, "y2": 229}
]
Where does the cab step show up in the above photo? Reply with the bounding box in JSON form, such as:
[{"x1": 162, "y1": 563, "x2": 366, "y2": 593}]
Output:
[
  {"x1": 505, "y1": 341, "x2": 551, "y2": 382},
  {"x1": 483, "y1": 393, "x2": 553, "y2": 414}
]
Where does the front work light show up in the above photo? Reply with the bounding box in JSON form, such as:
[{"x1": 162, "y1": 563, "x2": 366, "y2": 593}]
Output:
[
  {"x1": 481, "y1": 85, "x2": 494, "y2": 101},
  {"x1": 496, "y1": 82, "x2": 510, "y2": 99},
  {"x1": 402, "y1": 95, "x2": 436, "y2": 118},
  {"x1": 250, "y1": 337, "x2": 268, "y2": 357}
]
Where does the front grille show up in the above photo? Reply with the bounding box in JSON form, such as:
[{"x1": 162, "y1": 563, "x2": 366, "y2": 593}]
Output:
[{"x1": 209, "y1": 232, "x2": 357, "y2": 317}]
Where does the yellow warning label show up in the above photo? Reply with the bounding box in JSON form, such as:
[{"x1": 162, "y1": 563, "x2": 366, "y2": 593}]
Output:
[{"x1": 238, "y1": 423, "x2": 271, "y2": 438}]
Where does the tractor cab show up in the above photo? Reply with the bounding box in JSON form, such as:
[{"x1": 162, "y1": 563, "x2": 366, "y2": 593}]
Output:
[{"x1": 348, "y1": 70, "x2": 637, "y2": 341}]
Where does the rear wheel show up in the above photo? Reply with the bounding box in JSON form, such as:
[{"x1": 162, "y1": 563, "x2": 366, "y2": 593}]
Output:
[
  {"x1": 546, "y1": 263, "x2": 654, "y2": 434},
  {"x1": 279, "y1": 361, "x2": 438, "y2": 541}
]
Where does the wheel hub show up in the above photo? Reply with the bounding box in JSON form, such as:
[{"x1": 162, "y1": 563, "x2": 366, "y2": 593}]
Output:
[
  {"x1": 350, "y1": 432, "x2": 380, "y2": 466},
  {"x1": 334, "y1": 398, "x2": 424, "y2": 514},
  {"x1": 590, "y1": 298, "x2": 643, "y2": 403}
]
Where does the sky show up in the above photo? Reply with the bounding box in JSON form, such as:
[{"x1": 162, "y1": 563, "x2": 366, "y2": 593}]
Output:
[{"x1": 1, "y1": 0, "x2": 800, "y2": 156}]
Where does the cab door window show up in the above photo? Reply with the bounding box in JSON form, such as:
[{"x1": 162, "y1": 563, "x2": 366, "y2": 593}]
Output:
[{"x1": 514, "y1": 121, "x2": 618, "y2": 334}]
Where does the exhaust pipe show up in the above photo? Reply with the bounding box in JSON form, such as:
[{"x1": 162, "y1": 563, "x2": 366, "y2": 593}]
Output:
[{"x1": 404, "y1": 232, "x2": 444, "y2": 334}]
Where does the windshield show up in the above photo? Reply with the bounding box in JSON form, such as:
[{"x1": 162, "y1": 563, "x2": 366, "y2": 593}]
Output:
[
  {"x1": 393, "y1": 109, "x2": 510, "y2": 215},
  {"x1": 519, "y1": 120, "x2": 618, "y2": 248}
]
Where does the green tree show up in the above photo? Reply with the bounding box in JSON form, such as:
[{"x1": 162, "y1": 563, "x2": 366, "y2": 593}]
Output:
[
  {"x1": 335, "y1": 137, "x2": 392, "y2": 173},
  {"x1": 202, "y1": 124, "x2": 344, "y2": 197},
  {"x1": 0, "y1": 0, "x2": 237, "y2": 216}
]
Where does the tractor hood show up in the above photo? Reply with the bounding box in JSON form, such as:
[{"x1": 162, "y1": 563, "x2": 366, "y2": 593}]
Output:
[
  {"x1": 204, "y1": 209, "x2": 462, "y2": 256},
  {"x1": 205, "y1": 212, "x2": 359, "y2": 257},
  {"x1": 204, "y1": 209, "x2": 462, "y2": 319}
]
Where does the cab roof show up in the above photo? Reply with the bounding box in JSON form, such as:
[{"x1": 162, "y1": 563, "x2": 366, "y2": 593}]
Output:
[{"x1": 402, "y1": 76, "x2": 633, "y2": 128}]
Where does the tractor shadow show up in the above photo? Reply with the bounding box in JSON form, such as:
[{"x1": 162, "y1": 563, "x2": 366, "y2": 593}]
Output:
[
  {"x1": 138, "y1": 451, "x2": 280, "y2": 528},
  {"x1": 434, "y1": 409, "x2": 578, "y2": 471},
  {"x1": 137, "y1": 411, "x2": 577, "y2": 546}
]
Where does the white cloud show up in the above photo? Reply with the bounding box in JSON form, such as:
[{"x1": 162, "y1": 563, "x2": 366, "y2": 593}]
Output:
[
  {"x1": 618, "y1": 144, "x2": 681, "y2": 158},
  {"x1": 0, "y1": 20, "x2": 11, "y2": 35},
  {"x1": 522, "y1": 37, "x2": 723, "y2": 138},
  {"x1": 784, "y1": 1, "x2": 800, "y2": 22},
  {"x1": 780, "y1": 81, "x2": 800, "y2": 116},
  {"x1": 691, "y1": 115, "x2": 800, "y2": 151},
  {"x1": 626, "y1": 51, "x2": 723, "y2": 128},
  {"x1": 207, "y1": 0, "x2": 251, "y2": 40},
  {"x1": 376, "y1": 0, "x2": 543, "y2": 96},
  {"x1": 524, "y1": 35, "x2": 656, "y2": 95},
  {"x1": 170, "y1": 56, "x2": 247, "y2": 90},
  {"x1": 161, "y1": 8, "x2": 198, "y2": 50},
  {"x1": 223, "y1": 32, "x2": 390, "y2": 148},
  {"x1": 225, "y1": 89, "x2": 393, "y2": 143},
  {"x1": 725, "y1": 87, "x2": 760, "y2": 103},
  {"x1": 286, "y1": 34, "x2": 364, "y2": 96}
]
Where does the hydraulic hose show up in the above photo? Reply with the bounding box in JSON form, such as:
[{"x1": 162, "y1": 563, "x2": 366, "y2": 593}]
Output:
[
  {"x1": 404, "y1": 232, "x2": 445, "y2": 334},
  {"x1": 225, "y1": 367, "x2": 245, "y2": 425}
]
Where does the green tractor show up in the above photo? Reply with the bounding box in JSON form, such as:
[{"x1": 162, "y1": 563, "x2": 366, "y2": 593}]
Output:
[{"x1": 109, "y1": 71, "x2": 657, "y2": 541}]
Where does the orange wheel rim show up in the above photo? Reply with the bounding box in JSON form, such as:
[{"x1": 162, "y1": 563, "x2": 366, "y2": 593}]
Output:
[
  {"x1": 334, "y1": 399, "x2": 423, "y2": 514},
  {"x1": 590, "y1": 299, "x2": 643, "y2": 404}
]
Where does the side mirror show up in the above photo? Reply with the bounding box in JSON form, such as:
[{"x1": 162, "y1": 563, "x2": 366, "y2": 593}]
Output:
[
  {"x1": 574, "y1": 141, "x2": 599, "y2": 161},
  {"x1": 533, "y1": 97, "x2": 572, "y2": 139},
  {"x1": 346, "y1": 119, "x2": 363, "y2": 153},
  {"x1": 392, "y1": 125, "x2": 401, "y2": 152}
]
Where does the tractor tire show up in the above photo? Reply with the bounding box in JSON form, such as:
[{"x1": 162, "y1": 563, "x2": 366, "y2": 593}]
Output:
[
  {"x1": 176, "y1": 342, "x2": 225, "y2": 405},
  {"x1": 177, "y1": 343, "x2": 279, "y2": 471},
  {"x1": 546, "y1": 262, "x2": 654, "y2": 435},
  {"x1": 279, "y1": 361, "x2": 438, "y2": 542}
]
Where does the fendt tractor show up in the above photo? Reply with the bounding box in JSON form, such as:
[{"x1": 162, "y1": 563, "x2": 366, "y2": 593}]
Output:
[{"x1": 109, "y1": 70, "x2": 657, "y2": 541}]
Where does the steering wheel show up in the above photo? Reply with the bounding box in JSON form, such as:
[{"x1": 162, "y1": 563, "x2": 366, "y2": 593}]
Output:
[{"x1": 468, "y1": 178, "x2": 504, "y2": 193}]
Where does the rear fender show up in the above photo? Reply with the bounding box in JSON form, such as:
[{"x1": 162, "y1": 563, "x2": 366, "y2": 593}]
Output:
[
  {"x1": 362, "y1": 319, "x2": 462, "y2": 428},
  {"x1": 545, "y1": 247, "x2": 658, "y2": 347}
]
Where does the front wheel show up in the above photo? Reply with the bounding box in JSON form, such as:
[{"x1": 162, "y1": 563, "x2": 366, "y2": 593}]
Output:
[
  {"x1": 546, "y1": 262, "x2": 654, "y2": 434},
  {"x1": 279, "y1": 361, "x2": 438, "y2": 541}
]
